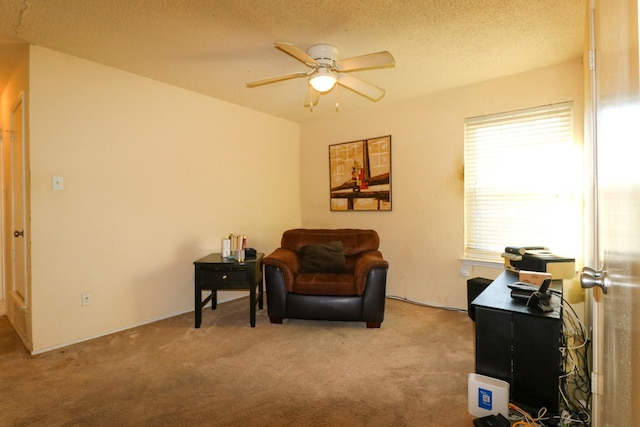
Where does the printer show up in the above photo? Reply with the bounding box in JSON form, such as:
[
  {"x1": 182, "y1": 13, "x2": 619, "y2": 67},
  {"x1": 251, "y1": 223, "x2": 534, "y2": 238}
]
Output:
[{"x1": 502, "y1": 246, "x2": 576, "y2": 279}]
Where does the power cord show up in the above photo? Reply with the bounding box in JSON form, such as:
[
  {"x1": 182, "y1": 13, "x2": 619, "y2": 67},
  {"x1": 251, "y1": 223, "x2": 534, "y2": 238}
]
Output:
[
  {"x1": 509, "y1": 403, "x2": 541, "y2": 426},
  {"x1": 386, "y1": 295, "x2": 467, "y2": 313},
  {"x1": 557, "y1": 297, "x2": 591, "y2": 425}
]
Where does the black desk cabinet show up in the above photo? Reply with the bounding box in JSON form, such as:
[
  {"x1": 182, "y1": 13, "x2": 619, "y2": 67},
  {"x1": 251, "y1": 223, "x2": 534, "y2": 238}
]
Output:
[{"x1": 472, "y1": 270, "x2": 563, "y2": 415}]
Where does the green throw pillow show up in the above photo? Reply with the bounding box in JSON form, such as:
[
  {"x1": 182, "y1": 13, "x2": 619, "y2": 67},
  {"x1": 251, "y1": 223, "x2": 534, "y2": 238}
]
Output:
[{"x1": 300, "y1": 241, "x2": 347, "y2": 273}]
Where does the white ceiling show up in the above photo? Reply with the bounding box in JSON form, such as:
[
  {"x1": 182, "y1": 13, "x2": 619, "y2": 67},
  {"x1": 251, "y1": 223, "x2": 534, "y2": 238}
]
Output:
[{"x1": 0, "y1": 0, "x2": 585, "y2": 123}]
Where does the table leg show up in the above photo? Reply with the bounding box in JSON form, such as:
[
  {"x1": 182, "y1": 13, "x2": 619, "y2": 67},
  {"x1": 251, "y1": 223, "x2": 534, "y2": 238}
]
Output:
[
  {"x1": 258, "y1": 279, "x2": 264, "y2": 310},
  {"x1": 212, "y1": 289, "x2": 217, "y2": 310},
  {"x1": 195, "y1": 287, "x2": 202, "y2": 328},
  {"x1": 249, "y1": 282, "x2": 256, "y2": 327}
]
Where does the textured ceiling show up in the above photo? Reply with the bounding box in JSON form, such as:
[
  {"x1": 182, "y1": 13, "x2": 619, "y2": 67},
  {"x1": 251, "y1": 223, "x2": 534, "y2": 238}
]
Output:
[{"x1": 0, "y1": 0, "x2": 585, "y2": 123}]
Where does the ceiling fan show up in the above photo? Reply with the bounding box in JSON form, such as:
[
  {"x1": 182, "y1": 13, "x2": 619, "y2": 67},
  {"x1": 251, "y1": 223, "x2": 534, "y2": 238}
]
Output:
[{"x1": 246, "y1": 42, "x2": 395, "y2": 108}]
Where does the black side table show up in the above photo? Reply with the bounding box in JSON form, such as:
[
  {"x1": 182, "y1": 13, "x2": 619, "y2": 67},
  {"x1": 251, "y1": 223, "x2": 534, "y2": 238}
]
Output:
[{"x1": 193, "y1": 252, "x2": 264, "y2": 328}]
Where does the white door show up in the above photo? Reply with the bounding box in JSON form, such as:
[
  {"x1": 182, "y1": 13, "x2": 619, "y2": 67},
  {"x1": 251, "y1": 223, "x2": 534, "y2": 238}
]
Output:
[
  {"x1": 9, "y1": 93, "x2": 27, "y2": 308},
  {"x1": 584, "y1": 0, "x2": 640, "y2": 425}
]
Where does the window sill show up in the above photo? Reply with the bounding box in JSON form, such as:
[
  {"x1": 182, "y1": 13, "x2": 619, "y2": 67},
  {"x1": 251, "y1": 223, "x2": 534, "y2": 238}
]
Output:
[
  {"x1": 460, "y1": 258, "x2": 503, "y2": 269},
  {"x1": 459, "y1": 258, "x2": 504, "y2": 278}
]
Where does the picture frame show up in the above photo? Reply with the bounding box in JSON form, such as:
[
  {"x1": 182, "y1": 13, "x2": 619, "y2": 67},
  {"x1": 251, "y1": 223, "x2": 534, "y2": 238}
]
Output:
[{"x1": 329, "y1": 135, "x2": 391, "y2": 211}]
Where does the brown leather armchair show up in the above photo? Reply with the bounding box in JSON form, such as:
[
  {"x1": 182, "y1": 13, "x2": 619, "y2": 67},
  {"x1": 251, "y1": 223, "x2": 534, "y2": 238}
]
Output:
[{"x1": 263, "y1": 229, "x2": 389, "y2": 328}]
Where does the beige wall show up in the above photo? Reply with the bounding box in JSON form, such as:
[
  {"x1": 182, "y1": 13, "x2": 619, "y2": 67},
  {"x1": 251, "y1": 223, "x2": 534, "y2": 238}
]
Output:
[
  {"x1": 27, "y1": 46, "x2": 301, "y2": 352},
  {"x1": 300, "y1": 59, "x2": 584, "y2": 309},
  {"x1": 3, "y1": 44, "x2": 584, "y2": 353}
]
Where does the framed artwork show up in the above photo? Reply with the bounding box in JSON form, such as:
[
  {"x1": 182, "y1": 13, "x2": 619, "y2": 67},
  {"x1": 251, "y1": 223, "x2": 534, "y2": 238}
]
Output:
[{"x1": 329, "y1": 135, "x2": 391, "y2": 211}]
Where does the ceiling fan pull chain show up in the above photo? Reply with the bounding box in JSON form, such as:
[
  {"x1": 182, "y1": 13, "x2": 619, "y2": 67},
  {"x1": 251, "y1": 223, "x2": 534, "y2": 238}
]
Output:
[{"x1": 335, "y1": 87, "x2": 339, "y2": 112}]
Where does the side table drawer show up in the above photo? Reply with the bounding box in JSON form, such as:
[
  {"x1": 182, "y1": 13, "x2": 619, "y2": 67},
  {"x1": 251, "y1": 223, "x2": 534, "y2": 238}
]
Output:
[{"x1": 200, "y1": 268, "x2": 248, "y2": 284}]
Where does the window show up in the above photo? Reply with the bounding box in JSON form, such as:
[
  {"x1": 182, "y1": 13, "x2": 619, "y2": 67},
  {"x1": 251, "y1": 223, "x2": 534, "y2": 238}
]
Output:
[{"x1": 464, "y1": 102, "x2": 582, "y2": 261}]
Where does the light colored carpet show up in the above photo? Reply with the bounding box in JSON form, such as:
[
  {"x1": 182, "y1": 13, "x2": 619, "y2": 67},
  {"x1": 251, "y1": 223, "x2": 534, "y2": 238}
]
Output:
[{"x1": 0, "y1": 297, "x2": 477, "y2": 426}]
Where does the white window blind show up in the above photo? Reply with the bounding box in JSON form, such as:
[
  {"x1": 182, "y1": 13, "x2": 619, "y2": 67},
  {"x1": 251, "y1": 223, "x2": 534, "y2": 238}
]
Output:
[{"x1": 464, "y1": 102, "x2": 582, "y2": 260}]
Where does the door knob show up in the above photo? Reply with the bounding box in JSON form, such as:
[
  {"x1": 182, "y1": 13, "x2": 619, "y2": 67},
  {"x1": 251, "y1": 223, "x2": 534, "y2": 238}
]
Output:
[
  {"x1": 580, "y1": 267, "x2": 609, "y2": 294},
  {"x1": 13, "y1": 230, "x2": 23, "y2": 237},
  {"x1": 581, "y1": 266, "x2": 601, "y2": 277}
]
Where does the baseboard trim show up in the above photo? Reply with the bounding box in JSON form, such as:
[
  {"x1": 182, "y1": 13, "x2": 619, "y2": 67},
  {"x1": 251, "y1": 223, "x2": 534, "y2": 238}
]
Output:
[{"x1": 31, "y1": 293, "x2": 246, "y2": 355}]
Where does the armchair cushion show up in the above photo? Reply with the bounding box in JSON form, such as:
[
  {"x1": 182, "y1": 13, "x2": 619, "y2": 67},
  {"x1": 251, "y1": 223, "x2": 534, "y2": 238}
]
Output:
[
  {"x1": 300, "y1": 241, "x2": 347, "y2": 273},
  {"x1": 294, "y1": 272, "x2": 355, "y2": 296},
  {"x1": 280, "y1": 228, "x2": 379, "y2": 256}
]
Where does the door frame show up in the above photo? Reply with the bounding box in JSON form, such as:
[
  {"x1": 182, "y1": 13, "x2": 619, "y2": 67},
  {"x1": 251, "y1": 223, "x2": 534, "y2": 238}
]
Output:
[{"x1": 0, "y1": 122, "x2": 5, "y2": 315}]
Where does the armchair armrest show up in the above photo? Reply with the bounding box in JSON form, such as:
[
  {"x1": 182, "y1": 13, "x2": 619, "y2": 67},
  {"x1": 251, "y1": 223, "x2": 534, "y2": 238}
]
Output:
[
  {"x1": 354, "y1": 251, "x2": 389, "y2": 295},
  {"x1": 262, "y1": 248, "x2": 300, "y2": 292}
]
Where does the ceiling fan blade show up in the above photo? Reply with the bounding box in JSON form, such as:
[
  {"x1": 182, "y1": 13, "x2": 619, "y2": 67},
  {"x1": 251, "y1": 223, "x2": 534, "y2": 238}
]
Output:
[
  {"x1": 337, "y1": 74, "x2": 386, "y2": 101},
  {"x1": 275, "y1": 42, "x2": 318, "y2": 66},
  {"x1": 304, "y1": 86, "x2": 321, "y2": 107},
  {"x1": 246, "y1": 71, "x2": 309, "y2": 87},
  {"x1": 336, "y1": 51, "x2": 395, "y2": 72}
]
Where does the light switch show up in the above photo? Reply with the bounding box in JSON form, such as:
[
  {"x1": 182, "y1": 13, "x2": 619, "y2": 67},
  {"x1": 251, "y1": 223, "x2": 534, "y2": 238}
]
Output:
[{"x1": 52, "y1": 176, "x2": 64, "y2": 191}]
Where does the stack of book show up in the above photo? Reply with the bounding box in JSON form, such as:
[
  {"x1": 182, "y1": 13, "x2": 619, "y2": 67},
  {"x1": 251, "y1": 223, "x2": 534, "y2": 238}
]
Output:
[
  {"x1": 221, "y1": 234, "x2": 247, "y2": 258},
  {"x1": 229, "y1": 234, "x2": 247, "y2": 253}
]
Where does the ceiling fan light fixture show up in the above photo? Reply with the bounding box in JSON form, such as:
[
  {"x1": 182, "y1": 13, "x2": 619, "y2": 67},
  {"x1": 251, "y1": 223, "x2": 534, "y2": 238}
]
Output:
[{"x1": 309, "y1": 68, "x2": 337, "y2": 93}]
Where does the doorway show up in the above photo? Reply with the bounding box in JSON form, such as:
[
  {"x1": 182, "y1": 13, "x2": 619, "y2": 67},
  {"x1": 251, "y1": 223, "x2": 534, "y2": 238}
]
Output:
[{"x1": 5, "y1": 91, "x2": 29, "y2": 347}]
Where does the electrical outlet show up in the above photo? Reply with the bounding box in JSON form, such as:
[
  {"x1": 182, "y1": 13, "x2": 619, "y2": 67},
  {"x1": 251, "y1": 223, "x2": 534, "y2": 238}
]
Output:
[
  {"x1": 81, "y1": 292, "x2": 91, "y2": 306},
  {"x1": 460, "y1": 263, "x2": 471, "y2": 278},
  {"x1": 52, "y1": 176, "x2": 64, "y2": 191}
]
